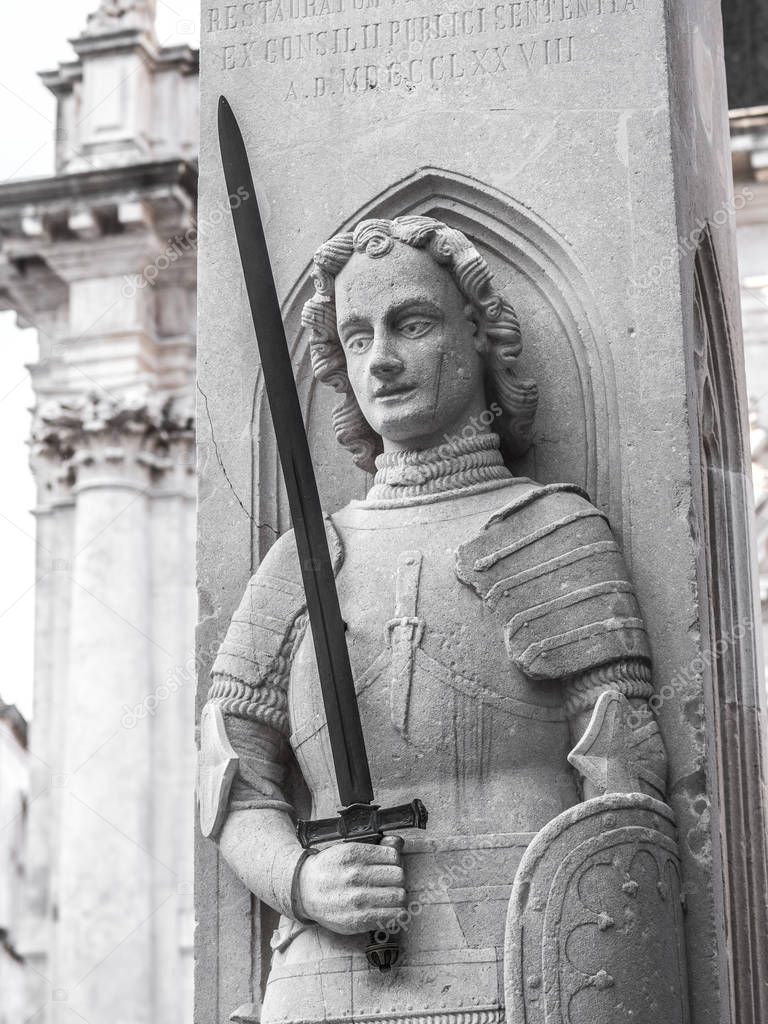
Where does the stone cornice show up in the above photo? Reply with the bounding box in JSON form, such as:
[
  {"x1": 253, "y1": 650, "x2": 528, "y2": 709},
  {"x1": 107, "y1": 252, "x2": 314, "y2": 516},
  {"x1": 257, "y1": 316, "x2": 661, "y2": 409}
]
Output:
[
  {"x1": 39, "y1": 43, "x2": 198, "y2": 98},
  {"x1": 70, "y1": 27, "x2": 158, "y2": 63},
  {"x1": 38, "y1": 61, "x2": 83, "y2": 97},
  {"x1": 157, "y1": 45, "x2": 199, "y2": 74},
  {"x1": 0, "y1": 160, "x2": 198, "y2": 289},
  {"x1": 0, "y1": 159, "x2": 197, "y2": 221}
]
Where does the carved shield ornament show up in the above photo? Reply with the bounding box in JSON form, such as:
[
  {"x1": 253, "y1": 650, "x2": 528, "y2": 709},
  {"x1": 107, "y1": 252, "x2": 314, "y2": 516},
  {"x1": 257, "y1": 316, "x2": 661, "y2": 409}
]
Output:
[
  {"x1": 197, "y1": 702, "x2": 239, "y2": 839},
  {"x1": 504, "y1": 794, "x2": 689, "y2": 1024}
]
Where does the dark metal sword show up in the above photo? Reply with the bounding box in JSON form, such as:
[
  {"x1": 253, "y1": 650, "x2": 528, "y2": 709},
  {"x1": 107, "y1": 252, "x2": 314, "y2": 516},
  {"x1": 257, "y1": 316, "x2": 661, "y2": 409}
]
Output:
[{"x1": 218, "y1": 96, "x2": 427, "y2": 971}]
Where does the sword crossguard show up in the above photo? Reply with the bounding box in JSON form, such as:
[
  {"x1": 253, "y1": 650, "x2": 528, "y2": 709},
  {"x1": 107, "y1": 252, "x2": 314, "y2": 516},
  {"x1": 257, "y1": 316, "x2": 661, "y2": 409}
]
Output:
[{"x1": 296, "y1": 799, "x2": 428, "y2": 849}]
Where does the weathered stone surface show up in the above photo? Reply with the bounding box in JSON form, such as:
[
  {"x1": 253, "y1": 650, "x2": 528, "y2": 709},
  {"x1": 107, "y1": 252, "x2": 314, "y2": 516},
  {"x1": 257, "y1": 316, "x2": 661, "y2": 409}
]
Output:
[
  {"x1": 202, "y1": 215, "x2": 680, "y2": 1024},
  {"x1": 197, "y1": 3, "x2": 768, "y2": 1023}
]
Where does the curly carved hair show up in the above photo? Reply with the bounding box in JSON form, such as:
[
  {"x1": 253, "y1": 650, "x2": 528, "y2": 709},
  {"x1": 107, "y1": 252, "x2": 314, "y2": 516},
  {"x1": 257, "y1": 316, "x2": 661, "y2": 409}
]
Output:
[{"x1": 301, "y1": 216, "x2": 538, "y2": 473}]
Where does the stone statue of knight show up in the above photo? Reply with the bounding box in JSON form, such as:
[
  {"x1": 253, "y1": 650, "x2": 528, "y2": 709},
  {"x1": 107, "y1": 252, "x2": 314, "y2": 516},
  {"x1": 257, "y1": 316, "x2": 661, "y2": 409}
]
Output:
[{"x1": 198, "y1": 216, "x2": 688, "y2": 1024}]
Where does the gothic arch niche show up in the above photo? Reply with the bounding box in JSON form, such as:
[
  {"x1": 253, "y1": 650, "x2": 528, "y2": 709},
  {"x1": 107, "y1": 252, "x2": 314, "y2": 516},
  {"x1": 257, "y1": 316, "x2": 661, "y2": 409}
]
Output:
[
  {"x1": 241, "y1": 170, "x2": 629, "y2": 1009},
  {"x1": 693, "y1": 227, "x2": 768, "y2": 1024},
  {"x1": 251, "y1": 168, "x2": 625, "y2": 558}
]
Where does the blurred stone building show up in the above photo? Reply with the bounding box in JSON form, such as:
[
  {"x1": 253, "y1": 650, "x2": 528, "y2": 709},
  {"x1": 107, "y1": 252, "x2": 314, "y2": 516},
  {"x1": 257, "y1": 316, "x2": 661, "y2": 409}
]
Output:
[
  {"x1": 0, "y1": 2, "x2": 197, "y2": 1022},
  {"x1": 0, "y1": 700, "x2": 28, "y2": 1024}
]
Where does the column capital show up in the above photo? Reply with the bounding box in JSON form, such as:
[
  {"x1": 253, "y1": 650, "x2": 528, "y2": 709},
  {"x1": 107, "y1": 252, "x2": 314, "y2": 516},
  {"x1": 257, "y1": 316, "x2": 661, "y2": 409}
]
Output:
[{"x1": 31, "y1": 390, "x2": 194, "y2": 494}]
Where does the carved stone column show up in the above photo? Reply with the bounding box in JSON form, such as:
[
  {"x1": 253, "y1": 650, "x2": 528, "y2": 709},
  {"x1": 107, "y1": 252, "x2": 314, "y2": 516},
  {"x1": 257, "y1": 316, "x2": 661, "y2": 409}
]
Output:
[
  {"x1": 0, "y1": 6, "x2": 198, "y2": 1019},
  {"x1": 28, "y1": 396, "x2": 194, "y2": 1024},
  {"x1": 22, "y1": 448, "x2": 76, "y2": 1008},
  {"x1": 59, "y1": 407, "x2": 153, "y2": 1022},
  {"x1": 143, "y1": 415, "x2": 197, "y2": 1023}
]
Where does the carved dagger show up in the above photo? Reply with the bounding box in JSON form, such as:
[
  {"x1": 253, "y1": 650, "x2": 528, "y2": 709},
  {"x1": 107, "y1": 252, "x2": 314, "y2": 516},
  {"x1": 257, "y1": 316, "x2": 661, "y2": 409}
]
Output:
[{"x1": 218, "y1": 96, "x2": 427, "y2": 971}]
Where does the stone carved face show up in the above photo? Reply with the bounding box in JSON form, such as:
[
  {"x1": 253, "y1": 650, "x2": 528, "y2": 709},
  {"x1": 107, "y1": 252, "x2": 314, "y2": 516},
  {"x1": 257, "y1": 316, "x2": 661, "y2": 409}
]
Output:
[
  {"x1": 303, "y1": 216, "x2": 539, "y2": 472},
  {"x1": 334, "y1": 242, "x2": 487, "y2": 448}
]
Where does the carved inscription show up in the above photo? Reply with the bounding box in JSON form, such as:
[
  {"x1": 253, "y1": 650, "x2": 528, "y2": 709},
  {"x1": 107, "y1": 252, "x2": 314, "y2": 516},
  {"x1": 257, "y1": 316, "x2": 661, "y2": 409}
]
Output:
[{"x1": 206, "y1": 0, "x2": 645, "y2": 100}]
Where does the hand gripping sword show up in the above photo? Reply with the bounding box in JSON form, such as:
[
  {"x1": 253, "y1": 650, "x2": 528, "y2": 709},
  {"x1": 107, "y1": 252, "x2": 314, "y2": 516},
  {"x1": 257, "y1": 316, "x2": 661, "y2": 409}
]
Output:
[{"x1": 218, "y1": 97, "x2": 428, "y2": 972}]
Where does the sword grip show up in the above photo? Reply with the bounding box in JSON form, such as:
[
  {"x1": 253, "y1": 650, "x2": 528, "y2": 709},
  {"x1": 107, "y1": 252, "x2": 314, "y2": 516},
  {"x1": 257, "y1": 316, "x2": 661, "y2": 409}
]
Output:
[
  {"x1": 297, "y1": 798, "x2": 428, "y2": 849},
  {"x1": 365, "y1": 835, "x2": 406, "y2": 973}
]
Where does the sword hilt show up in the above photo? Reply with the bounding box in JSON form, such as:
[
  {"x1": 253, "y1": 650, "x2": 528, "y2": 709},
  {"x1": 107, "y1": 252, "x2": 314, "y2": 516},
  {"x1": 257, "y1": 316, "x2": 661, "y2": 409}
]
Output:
[
  {"x1": 296, "y1": 799, "x2": 427, "y2": 972},
  {"x1": 296, "y1": 798, "x2": 427, "y2": 849},
  {"x1": 366, "y1": 835, "x2": 405, "y2": 972}
]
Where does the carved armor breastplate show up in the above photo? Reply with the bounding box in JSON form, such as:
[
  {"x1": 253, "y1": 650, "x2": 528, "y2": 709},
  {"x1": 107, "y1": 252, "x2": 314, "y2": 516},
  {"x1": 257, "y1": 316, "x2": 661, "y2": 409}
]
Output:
[
  {"x1": 261, "y1": 481, "x2": 575, "y2": 1024},
  {"x1": 288, "y1": 480, "x2": 577, "y2": 838},
  {"x1": 209, "y1": 468, "x2": 652, "y2": 1024}
]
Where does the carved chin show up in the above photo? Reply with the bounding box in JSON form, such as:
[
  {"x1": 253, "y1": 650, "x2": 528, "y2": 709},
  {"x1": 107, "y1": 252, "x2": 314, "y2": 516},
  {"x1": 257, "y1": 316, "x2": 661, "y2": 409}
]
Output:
[{"x1": 364, "y1": 399, "x2": 440, "y2": 442}]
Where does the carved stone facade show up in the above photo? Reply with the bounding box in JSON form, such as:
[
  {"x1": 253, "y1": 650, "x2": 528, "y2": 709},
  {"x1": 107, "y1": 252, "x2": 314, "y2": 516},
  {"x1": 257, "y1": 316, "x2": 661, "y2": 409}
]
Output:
[
  {"x1": 1, "y1": 2, "x2": 767, "y2": 1023},
  {"x1": 196, "y1": 3, "x2": 768, "y2": 1024},
  {"x1": 0, "y1": 3, "x2": 198, "y2": 1022}
]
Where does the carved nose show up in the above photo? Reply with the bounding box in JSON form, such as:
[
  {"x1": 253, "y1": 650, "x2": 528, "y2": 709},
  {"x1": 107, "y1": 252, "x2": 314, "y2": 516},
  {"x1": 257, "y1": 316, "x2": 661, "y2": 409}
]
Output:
[{"x1": 370, "y1": 350, "x2": 404, "y2": 378}]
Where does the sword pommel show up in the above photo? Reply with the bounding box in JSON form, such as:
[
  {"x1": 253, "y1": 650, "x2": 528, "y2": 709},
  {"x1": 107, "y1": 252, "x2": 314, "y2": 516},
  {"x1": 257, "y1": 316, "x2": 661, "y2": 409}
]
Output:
[{"x1": 296, "y1": 799, "x2": 428, "y2": 850}]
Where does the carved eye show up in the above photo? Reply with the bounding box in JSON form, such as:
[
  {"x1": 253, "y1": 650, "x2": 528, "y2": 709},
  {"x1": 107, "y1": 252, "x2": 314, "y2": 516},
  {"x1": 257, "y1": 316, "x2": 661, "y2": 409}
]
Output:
[
  {"x1": 343, "y1": 332, "x2": 373, "y2": 355},
  {"x1": 397, "y1": 317, "x2": 434, "y2": 339}
]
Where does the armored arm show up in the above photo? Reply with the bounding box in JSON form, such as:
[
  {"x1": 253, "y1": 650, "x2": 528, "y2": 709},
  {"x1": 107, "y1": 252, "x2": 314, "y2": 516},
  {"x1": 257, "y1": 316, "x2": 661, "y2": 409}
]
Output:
[
  {"x1": 200, "y1": 518, "x2": 410, "y2": 937},
  {"x1": 563, "y1": 664, "x2": 667, "y2": 799},
  {"x1": 456, "y1": 482, "x2": 667, "y2": 799},
  {"x1": 199, "y1": 527, "x2": 320, "y2": 921},
  {"x1": 465, "y1": 486, "x2": 688, "y2": 1023}
]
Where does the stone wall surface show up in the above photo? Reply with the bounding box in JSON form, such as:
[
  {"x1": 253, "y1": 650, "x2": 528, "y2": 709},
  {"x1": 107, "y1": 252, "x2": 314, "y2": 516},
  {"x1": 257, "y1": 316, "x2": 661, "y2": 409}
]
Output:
[{"x1": 186, "y1": 1, "x2": 764, "y2": 1021}]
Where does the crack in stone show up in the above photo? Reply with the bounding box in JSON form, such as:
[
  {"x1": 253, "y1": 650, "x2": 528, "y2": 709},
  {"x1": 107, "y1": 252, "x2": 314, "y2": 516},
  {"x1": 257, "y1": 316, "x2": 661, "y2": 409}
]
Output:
[{"x1": 197, "y1": 381, "x2": 278, "y2": 537}]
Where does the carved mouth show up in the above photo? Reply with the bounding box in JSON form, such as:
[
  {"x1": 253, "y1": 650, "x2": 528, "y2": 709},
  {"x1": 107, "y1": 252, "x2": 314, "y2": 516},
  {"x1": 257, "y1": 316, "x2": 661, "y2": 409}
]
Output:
[{"x1": 373, "y1": 383, "x2": 417, "y2": 399}]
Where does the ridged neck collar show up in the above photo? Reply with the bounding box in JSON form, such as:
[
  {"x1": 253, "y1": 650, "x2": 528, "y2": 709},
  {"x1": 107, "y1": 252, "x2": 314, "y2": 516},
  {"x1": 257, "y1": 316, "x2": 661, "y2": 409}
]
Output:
[{"x1": 366, "y1": 433, "x2": 511, "y2": 503}]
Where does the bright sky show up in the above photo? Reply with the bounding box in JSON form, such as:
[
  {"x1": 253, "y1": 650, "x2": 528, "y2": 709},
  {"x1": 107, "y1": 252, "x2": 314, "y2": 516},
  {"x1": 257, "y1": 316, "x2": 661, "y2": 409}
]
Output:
[{"x1": 0, "y1": 1, "x2": 199, "y2": 719}]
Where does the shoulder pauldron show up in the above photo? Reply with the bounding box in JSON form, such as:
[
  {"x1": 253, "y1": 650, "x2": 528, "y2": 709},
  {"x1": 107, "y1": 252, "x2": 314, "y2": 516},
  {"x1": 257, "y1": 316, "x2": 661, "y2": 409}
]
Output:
[
  {"x1": 455, "y1": 484, "x2": 650, "y2": 680},
  {"x1": 208, "y1": 515, "x2": 344, "y2": 735}
]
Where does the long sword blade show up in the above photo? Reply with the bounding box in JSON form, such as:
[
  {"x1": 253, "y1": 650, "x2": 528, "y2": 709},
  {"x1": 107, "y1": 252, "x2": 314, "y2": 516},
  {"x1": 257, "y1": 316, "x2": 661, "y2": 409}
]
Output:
[{"x1": 218, "y1": 95, "x2": 374, "y2": 807}]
